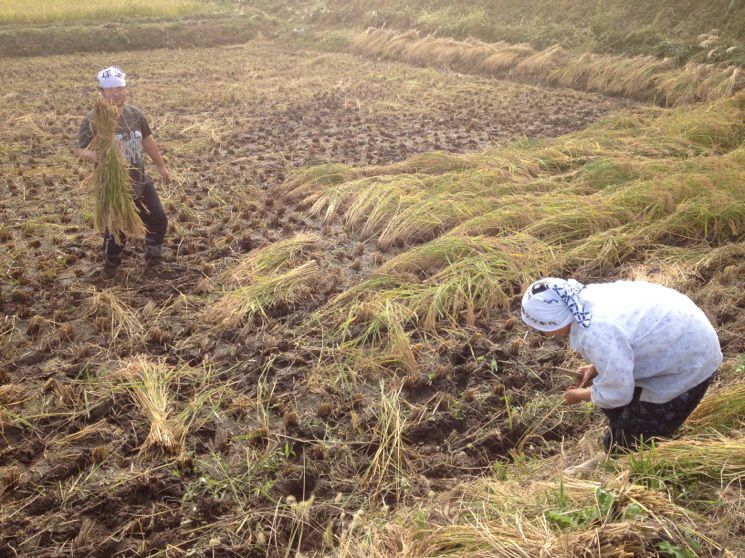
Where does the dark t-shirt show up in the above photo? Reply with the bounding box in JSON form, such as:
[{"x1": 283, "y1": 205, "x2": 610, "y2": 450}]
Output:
[{"x1": 78, "y1": 104, "x2": 153, "y2": 193}]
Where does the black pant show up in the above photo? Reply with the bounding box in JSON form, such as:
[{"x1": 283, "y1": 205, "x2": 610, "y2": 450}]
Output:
[
  {"x1": 103, "y1": 178, "x2": 168, "y2": 265},
  {"x1": 601, "y1": 375, "x2": 714, "y2": 453}
]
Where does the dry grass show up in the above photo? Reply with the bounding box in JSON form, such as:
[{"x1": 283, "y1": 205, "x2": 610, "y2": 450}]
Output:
[{"x1": 360, "y1": 383, "x2": 411, "y2": 501}]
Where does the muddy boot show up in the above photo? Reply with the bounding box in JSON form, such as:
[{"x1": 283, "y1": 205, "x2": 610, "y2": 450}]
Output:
[{"x1": 144, "y1": 243, "x2": 163, "y2": 271}]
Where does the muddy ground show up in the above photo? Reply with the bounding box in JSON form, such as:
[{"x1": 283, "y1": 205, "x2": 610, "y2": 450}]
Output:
[{"x1": 1, "y1": 40, "x2": 630, "y2": 556}]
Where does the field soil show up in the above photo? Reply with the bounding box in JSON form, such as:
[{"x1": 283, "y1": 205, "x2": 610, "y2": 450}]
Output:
[{"x1": 2, "y1": 40, "x2": 632, "y2": 557}]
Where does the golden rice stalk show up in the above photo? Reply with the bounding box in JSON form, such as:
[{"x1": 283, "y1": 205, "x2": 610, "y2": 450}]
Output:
[
  {"x1": 548, "y1": 52, "x2": 596, "y2": 89},
  {"x1": 514, "y1": 44, "x2": 569, "y2": 77},
  {"x1": 376, "y1": 192, "x2": 493, "y2": 250},
  {"x1": 698, "y1": 65, "x2": 744, "y2": 102},
  {"x1": 206, "y1": 261, "x2": 321, "y2": 328},
  {"x1": 457, "y1": 41, "x2": 500, "y2": 72},
  {"x1": 221, "y1": 233, "x2": 320, "y2": 287},
  {"x1": 91, "y1": 97, "x2": 145, "y2": 243},
  {"x1": 381, "y1": 29, "x2": 420, "y2": 58},
  {"x1": 627, "y1": 435, "x2": 745, "y2": 482},
  {"x1": 120, "y1": 357, "x2": 182, "y2": 455},
  {"x1": 479, "y1": 43, "x2": 534, "y2": 73},
  {"x1": 349, "y1": 27, "x2": 398, "y2": 57},
  {"x1": 687, "y1": 384, "x2": 745, "y2": 430}
]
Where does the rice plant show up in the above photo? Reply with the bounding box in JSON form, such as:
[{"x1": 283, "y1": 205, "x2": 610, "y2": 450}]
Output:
[{"x1": 116, "y1": 357, "x2": 230, "y2": 455}]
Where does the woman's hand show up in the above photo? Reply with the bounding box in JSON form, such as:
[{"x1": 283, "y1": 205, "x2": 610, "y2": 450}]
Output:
[
  {"x1": 564, "y1": 387, "x2": 592, "y2": 405},
  {"x1": 576, "y1": 364, "x2": 597, "y2": 388}
]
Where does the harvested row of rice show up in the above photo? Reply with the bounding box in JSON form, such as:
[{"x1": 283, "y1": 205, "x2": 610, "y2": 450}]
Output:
[{"x1": 349, "y1": 28, "x2": 745, "y2": 105}]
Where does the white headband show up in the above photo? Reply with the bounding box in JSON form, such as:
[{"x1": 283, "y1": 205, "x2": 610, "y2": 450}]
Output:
[
  {"x1": 97, "y1": 66, "x2": 126, "y2": 89},
  {"x1": 520, "y1": 278, "x2": 591, "y2": 332}
]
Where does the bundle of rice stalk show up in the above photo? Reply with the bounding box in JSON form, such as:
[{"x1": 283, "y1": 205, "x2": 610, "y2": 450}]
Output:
[
  {"x1": 376, "y1": 192, "x2": 494, "y2": 250},
  {"x1": 457, "y1": 41, "x2": 499, "y2": 72},
  {"x1": 642, "y1": 188, "x2": 745, "y2": 244},
  {"x1": 405, "y1": 523, "x2": 544, "y2": 558},
  {"x1": 410, "y1": 237, "x2": 553, "y2": 328},
  {"x1": 121, "y1": 357, "x2": 182, "y2": 455},
  {"x1": 687, "y1": 384, "x2": 745, "y2": 431},
  {"x1": 91, "y1": 97, "x2": 145, "y2": 244},
  {"x1": 562, "y1": 226, "x2": 645, "y2": 272},
  {"x1": 615, "y1": 56, "x2": 675, "y2": 98},
  {"x1": 341, "y1": 178, "x2": 422, "y2": 234},
  {"x1": 206, "y1": 261, "x2": 321, "y2": 328},
  {"x1": 381, "y1": 29, "x2": 420, "y2": 58},
  {"x1": 281, "y1": 163, "x2": 358, "y2": 200},
  {"x1": 374, "y1": 151, "x2": 473, "y2": 176},
  {"x1": 349, "y1": 27, "x2": 397, "y2": 57},
  {"x1": 480, "y1": 43, "x2": 534, "y2": 74},
  {"x1": 513, "y1": 44, "x2": 568, "y2": 78},
  {"x1": 430, "y1": 38, "x2": 468, "y2": 68},
  {"x1": 221, "y1": 233, "x2": 320, "y2": 287},
  {"x1": 654, "y1": 63, "x2": 710, "y2": 106},
  {"x1": 549, "y1": 52, "x2": 596, "y2": 89},
  {"x1": 401, "y1": 35, "x2": 439, "y2": 66},
  {"x1": 627, "y1": 435, "x2": 745, "y2": 483},
  {"x1": 523, "y1": 203, "x2": 622, "y2": 245}
]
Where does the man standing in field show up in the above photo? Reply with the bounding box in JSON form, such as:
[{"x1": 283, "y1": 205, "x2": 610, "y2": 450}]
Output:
[{"x1": 78, "y1": 65, "x2": 171, "y2": 277}]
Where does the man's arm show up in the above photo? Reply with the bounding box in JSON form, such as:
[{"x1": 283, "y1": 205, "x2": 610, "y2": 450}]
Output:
[
  {"x1": 78, "y1": 116, "x2": 96, "y2": 163},
  {"x1": 142, "y1": 135, "x2": 171, "y2": 184}
]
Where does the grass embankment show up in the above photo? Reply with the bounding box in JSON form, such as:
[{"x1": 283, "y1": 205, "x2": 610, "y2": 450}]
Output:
[
  {"x1": 349, "y1": 28, "x2": 745, "y2": 106},
  {"x1": 0, "y1": 0, "x2": 203, "y2": 24}
]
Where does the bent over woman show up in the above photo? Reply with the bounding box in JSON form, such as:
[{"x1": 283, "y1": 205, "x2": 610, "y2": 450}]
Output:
[{"x1": 521, "y1": 278, "x2": 722, "y2": 453}]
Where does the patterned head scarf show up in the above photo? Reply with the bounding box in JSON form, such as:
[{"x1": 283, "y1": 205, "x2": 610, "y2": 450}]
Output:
[
  {"x1": 97, "y1": 66, "x2": 126, "y2": 89},
  {"x1": 520, "y1": 278, "x2": 591, "y2": 332}
]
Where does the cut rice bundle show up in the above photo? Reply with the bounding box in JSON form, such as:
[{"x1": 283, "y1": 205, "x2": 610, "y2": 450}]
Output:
[{"x1": 91, "y1": 97, "x2": 145, "y2": 243}]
